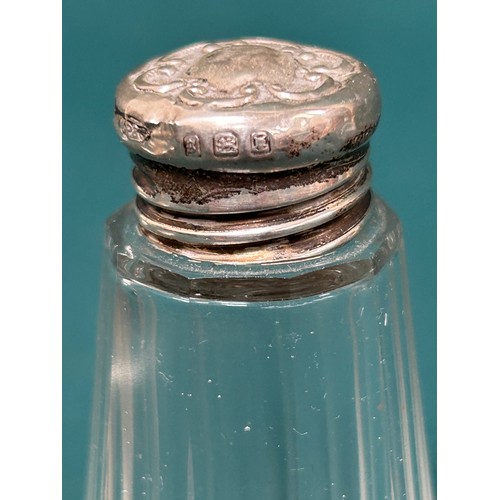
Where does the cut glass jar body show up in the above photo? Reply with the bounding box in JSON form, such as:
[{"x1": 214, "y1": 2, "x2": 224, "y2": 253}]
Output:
[{"x1": 86, "y1": 196, "x2": 432, "y2": 500}]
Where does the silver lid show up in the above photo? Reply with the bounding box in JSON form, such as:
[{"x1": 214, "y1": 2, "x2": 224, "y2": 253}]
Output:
[
  {"x1": 114, "y1": 38, "x2": 380, "y2": 173},
  {"x1": 115, "y1": 38, "x2": 379, "y2": 262}
]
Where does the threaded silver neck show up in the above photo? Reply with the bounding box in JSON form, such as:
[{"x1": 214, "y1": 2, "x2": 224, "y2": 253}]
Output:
[{"x1": 133, "y1": 149, "x2": 372, "y2": 263}]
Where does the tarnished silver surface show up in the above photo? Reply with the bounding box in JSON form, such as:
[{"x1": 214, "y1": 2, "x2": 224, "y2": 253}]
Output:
[
  {"x1": 115, "y1": 38, "x2": 380, "y2": 172},
  {"x1": 140, "y1": 193, "x2": 371, "y2": 264},
  {"x1": 136, "y1": 167, "x2": 370, "y2": 245},
  {"x1": 132, "y1": 148, "x2": 368, "y2": 214},
  {"x1": 114, "y1": 38, "x2": 381, "y2": 262}
]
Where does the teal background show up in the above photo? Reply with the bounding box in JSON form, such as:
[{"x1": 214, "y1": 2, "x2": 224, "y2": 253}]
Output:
[{"x1": 63, "y1": 1, "x2": 436, "y2": 498}]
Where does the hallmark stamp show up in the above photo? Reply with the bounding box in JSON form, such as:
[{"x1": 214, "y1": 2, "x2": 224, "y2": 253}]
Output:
[
  {"x1": 214, "y1": 132, "x2": 239, "y2": 157},
  {"x1": 250, "y1": 131, "x2": 272, "y2": 154},
  {"x1": 118, "y1": 116, "x2": 150, "y2": 143},
  {"x1": 183, "y1": 134, "x2": 201, "y2": 156}
]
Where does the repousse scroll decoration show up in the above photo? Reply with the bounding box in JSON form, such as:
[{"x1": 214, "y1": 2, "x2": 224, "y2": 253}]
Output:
[{"x1": 131, "y1": 40, "x2": 358, "y2": 109}]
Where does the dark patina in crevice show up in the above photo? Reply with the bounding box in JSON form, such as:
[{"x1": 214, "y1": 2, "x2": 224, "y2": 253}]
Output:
[
  {"x1": 132, "y1": 145, "x2": 368, "y2": 207},
  {"x1": 115, "y1": 194, "x2": 398, "y2": 301},
  {"x1": 138, "y1": 192, "x2": 371, "y2": 263}
]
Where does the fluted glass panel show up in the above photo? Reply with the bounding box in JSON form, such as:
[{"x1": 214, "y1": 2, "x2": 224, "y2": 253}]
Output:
[{"x1": 86, "y1": 199, "x2": 432, "y2": 500}]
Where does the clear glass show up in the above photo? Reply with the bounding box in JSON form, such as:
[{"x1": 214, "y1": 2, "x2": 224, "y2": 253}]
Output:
[{"x1": 86, "y1": 196, "x2": 433, "y2": 500}]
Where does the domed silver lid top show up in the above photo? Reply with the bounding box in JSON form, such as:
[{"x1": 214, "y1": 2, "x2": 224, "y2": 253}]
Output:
[{"x1": 114, "y1": 38, "x2": 381, "y2": 172}]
